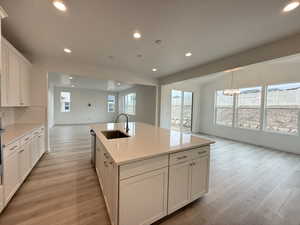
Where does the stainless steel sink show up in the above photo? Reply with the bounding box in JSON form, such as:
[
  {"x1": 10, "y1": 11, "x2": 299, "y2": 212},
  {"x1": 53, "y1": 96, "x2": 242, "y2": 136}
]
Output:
[{"x1": 101, "y1": 130, "x2": 130, "y2": 140}]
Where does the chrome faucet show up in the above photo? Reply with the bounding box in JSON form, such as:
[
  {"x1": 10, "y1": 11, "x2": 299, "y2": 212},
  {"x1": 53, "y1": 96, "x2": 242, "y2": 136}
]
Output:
[{"x1": 115, "y1": 113, "x2": 129, "y2": 133}]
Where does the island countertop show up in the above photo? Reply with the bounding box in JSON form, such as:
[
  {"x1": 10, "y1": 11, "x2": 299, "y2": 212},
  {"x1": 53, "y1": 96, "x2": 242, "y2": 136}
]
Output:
[{"x1": 90, "y1": 122, "x2": 214, "y2": 165}]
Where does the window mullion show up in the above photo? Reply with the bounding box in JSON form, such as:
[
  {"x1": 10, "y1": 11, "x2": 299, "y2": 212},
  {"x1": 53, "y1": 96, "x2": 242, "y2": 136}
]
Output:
[
  {"x1": 260, "y1": 86, "x2": 267, "y2": 131},
  {"x1": 232, "y1": 94, "x2": 237, "y2": 128}
]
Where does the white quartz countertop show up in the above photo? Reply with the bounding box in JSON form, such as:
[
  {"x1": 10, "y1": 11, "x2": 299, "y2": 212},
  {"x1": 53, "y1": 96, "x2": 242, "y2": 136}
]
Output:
[
  {"x1": 90, "y1": 122, "x2": 214, "y2": 165},
  {"x1": 2, "y1": 123, "x2": 44, "y2": 146}
]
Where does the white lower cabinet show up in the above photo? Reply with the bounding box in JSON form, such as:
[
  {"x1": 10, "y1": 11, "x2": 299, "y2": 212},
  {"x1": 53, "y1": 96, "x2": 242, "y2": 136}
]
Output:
[
  {"x1": 119, "y1": 167, "x2": 168, "y2": 225},
  {"x1": 1, "y1": 126, "x2": 45, "y2": 213},
  {"x1": 168, "y1": 161, "x2": 191, "y2": 214},
  {"x1": 168, "y1": 154, "x2": 209, "y2": 214},
  {"x1": 3, "y1": 149, "x2": 19, "y2": 203},
  {"x1": 190, "y1": 156, "x2": 209, "y2": 201},
  {"x1": 94, "y1": 137, "x2": 210, "y2": 225}
]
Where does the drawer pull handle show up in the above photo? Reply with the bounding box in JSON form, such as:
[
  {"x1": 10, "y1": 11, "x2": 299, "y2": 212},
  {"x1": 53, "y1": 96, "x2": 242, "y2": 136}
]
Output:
[
  {"x1": 19, "y1": 149, "x2": 25, "y2": 153},
  {"x1": 104, "y1": 161, "x2": 108, "y2": 167},
  {"x1": 104, "y1": 153, "x2": 109, "y2": 159},
  {"x1": 25, "y1": 137, "x2": 30, "y2": 141},
  {"x1": 198, "y1": 151, "x2": 207, "y2": 155},
  {"x1": 10, "y1": 146, "x2": 18, "y2": 151},
  {"x1": 190, "y1": 162, "x2": 196, "y2": 166},
  {"x1": 177, "y1": 155, "x2": 187, "y2": 160}
]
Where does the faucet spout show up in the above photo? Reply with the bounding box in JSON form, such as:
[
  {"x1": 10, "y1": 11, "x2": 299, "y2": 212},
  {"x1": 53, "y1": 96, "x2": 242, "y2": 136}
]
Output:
[{"x1": 115, "y1": 113, "x2": 129, "y2": 133}]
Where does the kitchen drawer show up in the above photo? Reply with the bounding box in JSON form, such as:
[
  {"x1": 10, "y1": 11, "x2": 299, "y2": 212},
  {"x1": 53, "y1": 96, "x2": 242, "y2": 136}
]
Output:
[
  {"x1": 4, "y1": 141, "x2": 20, "y2": 158},
  {"x1": 32, "y1": 129, "x2": 40, "y2": 137},
  {"x1": 191, "y1": 146, "x2": 209, "y2": 159},
  {"x1": 120, "y1": 155, "x2": 168, "y2": 180},
  {"x1": 20, "y1": 133, "x2": 32, "y2": 145},
  {"x1": 169, "y1": 150, "x2": 193, "y2": 166}
]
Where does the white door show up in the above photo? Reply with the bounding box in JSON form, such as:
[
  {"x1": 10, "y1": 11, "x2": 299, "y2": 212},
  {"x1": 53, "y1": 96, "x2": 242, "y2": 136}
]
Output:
[
  {"x1": 168, "y1": 161, "x2": 191, "y2": 214},
  {"x1": 119, "y1": 167, "x2": 168, "y2": 225},
  {"x1": 4, "y1": 151, "x2": 19, "y2": 203},
  {"x1": 190, "y1": 156, "x2": 209, "y2": 201}
]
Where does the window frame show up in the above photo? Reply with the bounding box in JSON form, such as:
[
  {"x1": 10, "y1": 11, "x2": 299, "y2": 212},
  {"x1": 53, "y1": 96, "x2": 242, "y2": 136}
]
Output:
[
  {"x1": 214, "y1": 83, "x2": 300, "y2": 136},
  {"x1": 263, "y1": 83, "x2": 300, "y2": 136},
  {"x1": 214, "y1": 90, "x2": 235, "y2": 127},
  {"x1": 60, "y1": 91, "x2": 71, "y2": 113},
  {"x1": 107, "y1": 95, "x2": 116, "y2": 113},
  {"x1": 124, "y1": 92, "x2": 136, "y2": 115}
]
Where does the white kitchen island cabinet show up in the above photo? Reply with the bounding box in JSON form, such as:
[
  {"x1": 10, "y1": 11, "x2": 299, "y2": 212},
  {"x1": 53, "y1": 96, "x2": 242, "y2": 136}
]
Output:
[{"x1": 91, "y1": 122, "x2": 214, "y2": 225}]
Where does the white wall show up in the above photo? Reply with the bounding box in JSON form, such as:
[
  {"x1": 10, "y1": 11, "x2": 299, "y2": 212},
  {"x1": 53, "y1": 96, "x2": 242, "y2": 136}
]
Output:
[
  {"x1": 118, "y1": 85, "x2": 156, "y2": 125},
  {"x1": 199, "y1": 62, "x2": 300, "y2": 154},
  {"x1": 160, "y1": 82, "x2": 201, "y2": 133},
  {"x1": 48, "y1": 84, "x2": 54, "y2": 128},
  {"x1": 54, "y1": 87, "x2": 118, "y2": 125}
]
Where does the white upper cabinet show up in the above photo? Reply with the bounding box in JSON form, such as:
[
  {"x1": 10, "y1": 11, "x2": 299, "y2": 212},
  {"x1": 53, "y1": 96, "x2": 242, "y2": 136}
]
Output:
[{"x1": 1, "y1": 37, "x2": 31, "y2": 107}]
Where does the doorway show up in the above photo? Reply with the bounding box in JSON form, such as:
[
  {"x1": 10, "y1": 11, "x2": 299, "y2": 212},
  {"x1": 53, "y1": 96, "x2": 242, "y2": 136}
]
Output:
[{"x1": 171, "y1": 90, "x2": 193, "y2": 132}]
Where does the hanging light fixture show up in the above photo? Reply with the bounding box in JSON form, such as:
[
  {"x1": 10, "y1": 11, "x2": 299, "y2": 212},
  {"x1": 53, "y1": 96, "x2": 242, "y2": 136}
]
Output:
[{"x1": 223, "y1": 69, "x2": 240, "y2": 96}]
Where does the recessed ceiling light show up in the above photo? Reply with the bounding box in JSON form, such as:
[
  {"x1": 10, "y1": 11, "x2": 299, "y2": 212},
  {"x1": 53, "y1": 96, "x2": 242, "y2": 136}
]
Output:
[
  {"x1": 185, "y1": 52, "x2": 192, "y2": 57},
  {"x1": 117, "y1": 82, "x2": 121, "y2": 86},
  {"x1": 53, "y1": 0, "x2": 67, "y2": 11},
  {"x1": 69, "y1": 76, "x2": 73, "y2": 80},
  {"x1": 71, "y1": 85, "x2": 75, "y2": 87},
  {"x1": 133, "y1": 32, "x2": 142, "y2": 39},
  {"x1": 283, "y1": 1, "x2": 300, "y2": 12},
  {"x1": 64, "y1": 48, "x2": 72, "y2": 53},
  {"x1": 152, "y1": 68, "x2": 158, "y2": 72}
]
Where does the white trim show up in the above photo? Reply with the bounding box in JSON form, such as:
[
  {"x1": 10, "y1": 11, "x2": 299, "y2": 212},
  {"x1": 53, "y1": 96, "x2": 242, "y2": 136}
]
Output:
[{"x1": 0, "y1": 6, "x2": 8, "y2": 18}]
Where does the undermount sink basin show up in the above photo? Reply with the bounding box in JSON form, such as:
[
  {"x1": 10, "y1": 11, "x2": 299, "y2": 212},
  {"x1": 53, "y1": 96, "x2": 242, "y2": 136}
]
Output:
[{"x1": 101, "y1": 130, "x2": 130, "y2": 140}]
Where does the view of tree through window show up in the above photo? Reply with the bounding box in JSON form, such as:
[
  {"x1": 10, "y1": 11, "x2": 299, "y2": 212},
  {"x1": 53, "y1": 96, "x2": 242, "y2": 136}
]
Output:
[
  {"x1": 266, "y1": 83, "x2": 300, "y2": 134},
  {"x1": 60, "y1": 91, "x2": 71, "y2": 112},
  {"x1": 215, "y1": 91, "x2": 234, "y2": 126},
  {"x1": 236, "y1": 87, "x2": 261, "y2": 129}
]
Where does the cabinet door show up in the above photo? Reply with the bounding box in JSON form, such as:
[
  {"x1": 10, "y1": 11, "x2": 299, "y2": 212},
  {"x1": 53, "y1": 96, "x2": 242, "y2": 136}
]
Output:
[
  {"x1": 95, "y1": 144, "x2": 103, "y2": 188},
  {"x1": 1, "y1": 41, "x2": 9, "y2": 106},
  {"x1": 190, "y1": 156, "x2": 209, "y2": 201},
  {"x1": 4, "y1": 151, "x2": 20, "y2": 203},
  {"x1": 18, "y1": 146, "x2": 27, "y2": 182},
  {"x1": 119, "y1": 167, "x2": 168, "y2": 225},
  {"x1": 7, "y1": 50, "x2": 20, "y2": 106},
  {"x1": 31, "y1": 135, "x2": 39, "y2": 166},
  {"x1": 38, "y1": 133, "x2": 45, "y2": 157},
  {"x1": 168, "y1": 161, "x2": 191, "y2": 214},
  {"x1": 19, "y1": 60, "x2": 31, "y2": 106}
]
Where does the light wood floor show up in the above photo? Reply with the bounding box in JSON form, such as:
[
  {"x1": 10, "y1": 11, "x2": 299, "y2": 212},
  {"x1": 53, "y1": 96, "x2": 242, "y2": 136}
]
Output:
[{"x1": 1, "y1": 125, "x2": 300, "y2": 225}]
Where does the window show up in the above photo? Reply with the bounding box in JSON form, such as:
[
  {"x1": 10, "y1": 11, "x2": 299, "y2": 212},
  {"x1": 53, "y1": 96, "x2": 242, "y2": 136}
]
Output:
[
  {"x1": 124, "y1": 93, "x2": 136, "y2": 115},
  {"x1": 60, "y1": 91, "x2": 71, "y2": 112},
  {"x1": 107, "y1": 95, "x2": 116, "y2": 112},
  {"x1": 215, "y1": 90, "x2": 234, "y2": 126},
  {"x1": 265, "y1": 83, "x2": 300, "y2": 135},
  {"x1": 236, "y1": 87, "x2": 262, "y2": 129}
]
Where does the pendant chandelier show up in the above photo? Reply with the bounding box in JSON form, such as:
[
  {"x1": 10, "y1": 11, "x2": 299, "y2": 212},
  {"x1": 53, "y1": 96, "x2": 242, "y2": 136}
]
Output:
[{"x1": 223, "y1": 68, "x2": 240, "y2": 96}]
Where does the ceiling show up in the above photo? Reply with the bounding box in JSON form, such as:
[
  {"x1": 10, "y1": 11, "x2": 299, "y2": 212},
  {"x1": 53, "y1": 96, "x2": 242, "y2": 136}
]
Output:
[
  {"x1": 1, "y1": 0, "x2": 300, "y2": 79},
  {"x1": 49, "y1": 72, "x2": 134, "y2": 92}
]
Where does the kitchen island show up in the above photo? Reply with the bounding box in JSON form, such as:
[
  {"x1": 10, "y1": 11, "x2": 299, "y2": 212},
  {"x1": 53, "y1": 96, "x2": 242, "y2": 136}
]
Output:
[{"x1": 90, "y1": 122, "x2": 214, "y2": 225}]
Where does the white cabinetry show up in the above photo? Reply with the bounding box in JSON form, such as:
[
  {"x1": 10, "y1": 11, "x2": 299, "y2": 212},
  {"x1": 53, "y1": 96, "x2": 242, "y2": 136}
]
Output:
[
  {"x1": 168, "y1": 147, "x2": 210, "y2": 214},
  {"x1": 168, "y1": 161, "x2": 191, "y2": 213},
  {"x1": 3, "y1": 142, "x2": 20, "y2": 203},
  {"x1": 94, "y1": 135, "x2": 211, "y2": 225},
  {"x1": 119, "y1": 167, "x2": 168, "y2": 225},
  {"x1": 1, "y1": 126, "x2": 45, "y2": 213},
  {"x1": 1, "y1": 37, "x2": 31, "y2": 107}
]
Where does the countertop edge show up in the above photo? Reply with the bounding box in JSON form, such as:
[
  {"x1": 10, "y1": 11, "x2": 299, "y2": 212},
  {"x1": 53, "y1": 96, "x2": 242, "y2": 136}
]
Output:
[{"x1": 2, "y1": 123, "x2": 45, "y2": 147}]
